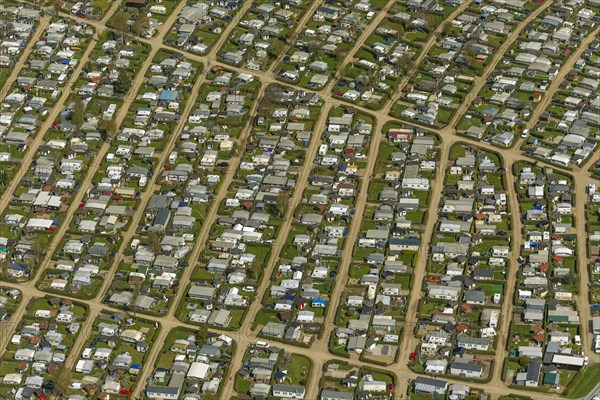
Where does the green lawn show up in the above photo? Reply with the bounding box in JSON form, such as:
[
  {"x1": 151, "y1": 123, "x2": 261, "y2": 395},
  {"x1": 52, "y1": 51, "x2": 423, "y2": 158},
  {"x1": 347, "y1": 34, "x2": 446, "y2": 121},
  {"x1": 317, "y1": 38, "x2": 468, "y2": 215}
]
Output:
[
  {"x1": 564, "y1": 363, "x2": 600, "y2": 399},
  {"x1": 255, "y1": 310, "x2": 280, "y2": 326},
  {"x1": 286, "y1": 354, "x2": 311, "y2": 385},
  {"x1": 235, "y1": 378, "x2": 251, "y2": 394},
  {"x1": 450, "y1": 144, "x2": 466, "y2": 160}
]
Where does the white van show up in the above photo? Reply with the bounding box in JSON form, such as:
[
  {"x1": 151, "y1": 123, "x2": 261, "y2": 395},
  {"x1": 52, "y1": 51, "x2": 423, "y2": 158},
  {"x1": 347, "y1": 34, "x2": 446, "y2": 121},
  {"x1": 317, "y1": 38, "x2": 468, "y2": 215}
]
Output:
[
  {"x1": 169, "y1": 151, "x2": 178, "y2": 163},
  {"x1": 256, "y1": 341, "x2": 269, "y2": 348},
  {"x1": 574, "y1": 335, "x2": 581, "y2": 346},
  {"x1": 139, "y1": 176, "x2": 148, "y2": 187}
]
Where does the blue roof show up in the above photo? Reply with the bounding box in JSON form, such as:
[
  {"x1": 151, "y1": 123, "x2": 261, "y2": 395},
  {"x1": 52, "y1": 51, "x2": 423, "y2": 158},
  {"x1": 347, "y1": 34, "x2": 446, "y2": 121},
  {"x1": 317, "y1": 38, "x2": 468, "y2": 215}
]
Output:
[
  {"x1": 9, "y1": 263, "x2": 28, "y2": 271},
  {"x1": 159, "y1": 90, "x2": 179, "y2": 101},
  {"x1": 275, "y1": 371, "x2": 287, "y2": 380}
]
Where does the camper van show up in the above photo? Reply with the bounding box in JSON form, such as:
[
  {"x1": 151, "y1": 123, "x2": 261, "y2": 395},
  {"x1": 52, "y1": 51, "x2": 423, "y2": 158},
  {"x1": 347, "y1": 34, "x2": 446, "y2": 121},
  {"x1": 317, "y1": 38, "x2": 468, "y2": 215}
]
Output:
[
  {"x1": 82, "y1": 348, "x2": 92, "y2": 359},
  {"x1": 319, "y1": 144, "x2": 328, "y2": 156},
  {"x1": 71, "y1": 2, "x2": 83, "y2": 13},
  {"x1": 149, "y1": 5, "x2": 167, "y2": 14}
]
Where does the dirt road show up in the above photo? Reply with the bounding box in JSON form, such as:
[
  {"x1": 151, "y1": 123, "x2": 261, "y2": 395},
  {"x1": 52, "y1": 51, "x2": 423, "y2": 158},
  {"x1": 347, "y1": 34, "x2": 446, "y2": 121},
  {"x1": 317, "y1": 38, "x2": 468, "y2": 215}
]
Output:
[
  {"x1": 574, "y1": 179, "x2": 598, "y2": 363},
  {"x1": 314, "y1": 115, "x2": 388, "y2": 359},
  {"x1": 394, "y1": 141, "x2": 450, "y2": 397},
  {"x1": 489, "y1": 162, "x2": 524, "y2": 382}
]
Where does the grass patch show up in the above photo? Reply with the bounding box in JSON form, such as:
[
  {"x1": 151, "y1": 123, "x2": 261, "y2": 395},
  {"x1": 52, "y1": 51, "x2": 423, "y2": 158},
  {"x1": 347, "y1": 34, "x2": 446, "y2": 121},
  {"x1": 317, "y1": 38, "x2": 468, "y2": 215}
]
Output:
[{"x1": 564, "y1": 363, "x2": 600, "y2": 399}]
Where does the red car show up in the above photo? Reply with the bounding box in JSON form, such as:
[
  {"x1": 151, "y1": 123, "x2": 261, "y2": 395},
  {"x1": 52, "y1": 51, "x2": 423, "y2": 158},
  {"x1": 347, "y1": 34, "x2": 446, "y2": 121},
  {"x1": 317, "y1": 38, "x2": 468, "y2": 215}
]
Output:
[{"x1": 409, "y1": 352, "x2": 417, "y2": 361}]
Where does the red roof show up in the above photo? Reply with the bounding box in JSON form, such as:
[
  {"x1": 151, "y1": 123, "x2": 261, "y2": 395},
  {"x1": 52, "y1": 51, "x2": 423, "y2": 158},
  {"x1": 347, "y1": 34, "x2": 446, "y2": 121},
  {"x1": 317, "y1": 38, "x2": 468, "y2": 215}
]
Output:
[{"x1": 532, "y1": 335, "x2": 544, "y2": 343}]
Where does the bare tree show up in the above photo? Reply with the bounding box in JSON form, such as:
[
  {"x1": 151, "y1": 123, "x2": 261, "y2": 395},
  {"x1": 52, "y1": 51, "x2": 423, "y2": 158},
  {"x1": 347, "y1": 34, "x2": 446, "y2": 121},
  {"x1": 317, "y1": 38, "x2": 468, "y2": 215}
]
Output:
[
  {"x1": 250, "y1": 259, "x2": 261, "y2": 280},
  {"x1": 276, "y1": 192, "x2": 289, "y2": 218},
  {"x1": 463, "y1": 43, "x2": 477, "y2": 68},
  {"x1": 195, "y1": 322, "x2": 208, "y2": 342},
  {"x1": 147, "y1": 232, "x2": 162, "y2": 255},
  {"x1": 129, "y1": 277, "x2": 143, "y2": 315},
  {"x1": 91, "y1": 0, "x2": 110, "y2": 15},
  {"x1": 132, "y1": 11, "x2": 149, "y2": 37},
  {"x1": 71, "y1": 97, "x2": 85, "y2": 130},
  {"x1": 113, "y1": 11, "x2": 129, "y2": 41},
  {"x1": 258, "y1": 86, "x2": 275, "y2": 116},
  {"x1": 51, "y1": 0, "x2": 61, "y2": 16},
  {"x1": 99, "y1": 114, "x2": 118, "y2": 140},
  {"x1": 49, "y1": 364, "x2": 71, "y2": 397},
  {"x1": 24, "y1": 258, "x2": 35, "y2": 280},
  {"x1": 424, "y1": 13, "x2": 437, "y2": 29},
  {"x1": 0, "y1": 260, "x2": 7, "y2": 280},
  {"x1": 396, "y1": 24, "x2": 405, "y2": 41},
  {"x1": 441, "y1": 21, "x2": 452, "y2": 36},
  {"x1": 114, "y1": 70, "x2": 131, "y2": 95},
  {"x1": 396, "y1": 53, "x2": 414, "y2": 75},
  {"x1": 32, "y1": 236, "x2": 45, "y2": 264},
  {"x1": 0, "y1": 168, "x2": 9, "y2": 190}
]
